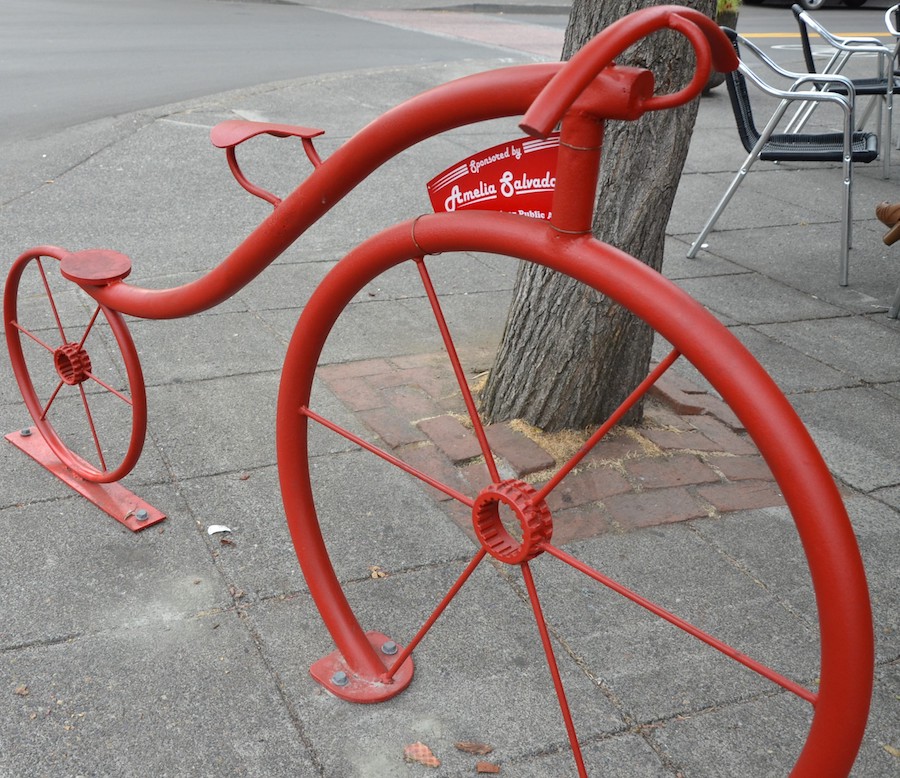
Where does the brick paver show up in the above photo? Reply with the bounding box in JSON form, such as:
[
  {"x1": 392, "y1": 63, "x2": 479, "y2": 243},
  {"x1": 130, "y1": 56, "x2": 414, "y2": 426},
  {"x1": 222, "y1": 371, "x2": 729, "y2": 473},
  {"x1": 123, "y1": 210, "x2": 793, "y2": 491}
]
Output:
[
  {"x1": 604, "y1": 486, "x2": 711, "y2": 529},
  {"x1": 484, "y1": 423, "x2": 555, "y2": 476},
  {"x1": 697, "y1": 480, "x2": 786, "y2": 513},
  {"x1": 417, "y1": 415, "x2": 482, "y2": 463},
  {"x1": 318, "y1": 353, "x2": 785, "y2": 545},
  {"x1": 625, "y1": 453, "x2": 719, "y2": 489}
]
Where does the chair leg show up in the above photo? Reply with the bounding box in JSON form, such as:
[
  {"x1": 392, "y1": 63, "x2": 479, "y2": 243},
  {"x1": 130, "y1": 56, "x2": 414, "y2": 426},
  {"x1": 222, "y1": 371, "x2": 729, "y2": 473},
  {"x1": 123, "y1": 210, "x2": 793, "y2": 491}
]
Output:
[
  {"x1": 873, "y1": 93, "x2": 889, "y2": 179},
  {"x1": 840, "y1": 154, "x2": 852, "y2": 287},
  {"x1": 688, "y1": 158, "x2": 755, "y2": 258},
  {"x1": 884, "y1": 89, "x2": 893, "y2": 179},
  {"x1": 889, "y1": 282, "x2": 900, "y2": 318},
  {"x1": 853, "y1": 93, "x2": 891, "y2": 179}
]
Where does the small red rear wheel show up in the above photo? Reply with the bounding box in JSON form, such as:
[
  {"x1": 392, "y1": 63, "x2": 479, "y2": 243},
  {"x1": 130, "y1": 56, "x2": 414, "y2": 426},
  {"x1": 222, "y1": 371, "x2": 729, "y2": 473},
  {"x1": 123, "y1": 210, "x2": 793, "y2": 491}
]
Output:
[{"x1": 4, "y1": 247, "x2": 147, "y2": 483}]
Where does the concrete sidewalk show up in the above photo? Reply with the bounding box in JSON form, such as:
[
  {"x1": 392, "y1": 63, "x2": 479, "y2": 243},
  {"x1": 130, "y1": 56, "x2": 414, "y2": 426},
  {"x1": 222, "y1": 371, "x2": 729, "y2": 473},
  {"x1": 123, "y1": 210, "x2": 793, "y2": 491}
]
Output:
[{"x1": 0, "y1": 6, "x2": 897, "y2": 778}]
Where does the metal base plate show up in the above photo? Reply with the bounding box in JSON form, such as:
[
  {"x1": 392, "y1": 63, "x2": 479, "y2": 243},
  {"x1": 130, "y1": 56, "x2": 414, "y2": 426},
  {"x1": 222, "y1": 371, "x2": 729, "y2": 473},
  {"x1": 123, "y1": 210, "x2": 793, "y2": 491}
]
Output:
[
  {"x1": 310, "y1": 631, "x2": 415, "y2": 703},
  {"x1": 5, "y1": 428, "x2": 165, "y2": 532}
]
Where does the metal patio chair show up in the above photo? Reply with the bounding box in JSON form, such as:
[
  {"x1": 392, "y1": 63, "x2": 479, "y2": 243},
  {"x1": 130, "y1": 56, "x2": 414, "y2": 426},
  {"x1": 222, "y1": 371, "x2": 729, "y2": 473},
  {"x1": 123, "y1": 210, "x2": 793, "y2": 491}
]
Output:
[
  {"x1": 788, "y1": 4, "x2": 899, "y2": 178},
  {"x1": 688, "y1": 28, "x2": 878, "y2": 287}
]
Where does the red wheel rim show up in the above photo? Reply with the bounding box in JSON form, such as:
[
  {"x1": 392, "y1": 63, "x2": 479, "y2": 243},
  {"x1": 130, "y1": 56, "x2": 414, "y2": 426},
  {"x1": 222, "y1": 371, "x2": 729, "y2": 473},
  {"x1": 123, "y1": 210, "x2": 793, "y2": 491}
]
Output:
[
  {"x1": 4, "y1": 248, "x2": 147, "y2": 483},
  {"x1": 277, "y1": 213, "x2": 872, "y2": 776}
]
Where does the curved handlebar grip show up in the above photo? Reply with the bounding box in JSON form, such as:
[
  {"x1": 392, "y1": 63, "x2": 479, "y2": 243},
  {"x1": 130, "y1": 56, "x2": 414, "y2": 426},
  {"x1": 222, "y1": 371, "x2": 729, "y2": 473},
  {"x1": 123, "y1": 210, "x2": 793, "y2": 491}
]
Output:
[{"x1": 520, "y1": 5, "x2": 739, "y2": 138}]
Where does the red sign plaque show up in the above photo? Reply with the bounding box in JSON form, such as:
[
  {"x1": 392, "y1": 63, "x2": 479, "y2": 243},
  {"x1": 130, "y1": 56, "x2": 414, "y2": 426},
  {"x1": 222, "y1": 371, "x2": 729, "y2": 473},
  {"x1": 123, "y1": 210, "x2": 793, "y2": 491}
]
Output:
[{"x1": 427, "y1": 134, "x2": 560, "y2": 220}]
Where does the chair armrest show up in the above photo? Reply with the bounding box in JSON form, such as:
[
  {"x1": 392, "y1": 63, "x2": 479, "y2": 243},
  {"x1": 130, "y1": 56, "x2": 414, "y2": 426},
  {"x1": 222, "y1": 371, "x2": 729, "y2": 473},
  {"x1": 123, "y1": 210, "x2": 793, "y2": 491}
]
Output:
[
  {"x1": 788, "y1": 73, "x2": 857, "y2": 102},
  {"x1": 735, "y1": 34, "x2": 857, "y2": 101},
  {"x1": 792, "y1": 5, "x2": 893, "y2": 60},
  {"x1": 885, "y1": 4, "x2": 900, "y2": 38},
  {"x1": 739, "y1": 61, "x2": 854, "y2": 110}
]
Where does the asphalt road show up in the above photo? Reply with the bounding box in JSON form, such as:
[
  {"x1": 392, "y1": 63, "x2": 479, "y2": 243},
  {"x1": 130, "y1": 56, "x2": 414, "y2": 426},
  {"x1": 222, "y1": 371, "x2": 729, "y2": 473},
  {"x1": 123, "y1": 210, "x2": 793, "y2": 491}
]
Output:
[
  {"x1": 0, "y1": 0, "x2": 525, "y2": 144},
  {"x1": 2, "y1": 0, "x2": 898, "y2": 146}
]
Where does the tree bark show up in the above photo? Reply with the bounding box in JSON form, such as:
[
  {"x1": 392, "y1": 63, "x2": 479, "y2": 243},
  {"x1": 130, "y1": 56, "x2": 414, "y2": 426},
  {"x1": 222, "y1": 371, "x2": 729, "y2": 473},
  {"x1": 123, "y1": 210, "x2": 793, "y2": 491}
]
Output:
[{"x1": 480, "y1": 0, "x2": 715, "y2": 432}]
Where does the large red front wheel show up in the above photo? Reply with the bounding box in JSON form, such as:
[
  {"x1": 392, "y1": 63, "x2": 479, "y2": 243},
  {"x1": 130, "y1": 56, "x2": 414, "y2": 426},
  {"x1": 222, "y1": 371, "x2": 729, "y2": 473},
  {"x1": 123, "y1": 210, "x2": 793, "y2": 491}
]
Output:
[
  {"x1": 4, "y1": 247, "x2": 147, "y2": 483},
  {"x1": 276, "y1": 212, "x2": 872, "y2": 776}
]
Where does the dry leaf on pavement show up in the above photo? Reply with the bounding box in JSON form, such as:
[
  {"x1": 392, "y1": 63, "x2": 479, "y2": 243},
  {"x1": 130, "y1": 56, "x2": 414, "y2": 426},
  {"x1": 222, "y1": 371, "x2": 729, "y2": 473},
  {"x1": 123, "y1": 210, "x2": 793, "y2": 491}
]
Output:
[
  {"x1": 404, "y1": 741, "x2": 440, "y2": 767},
  {"x1": 455, "y1": 741, "x2": 493, "y2": 755}
]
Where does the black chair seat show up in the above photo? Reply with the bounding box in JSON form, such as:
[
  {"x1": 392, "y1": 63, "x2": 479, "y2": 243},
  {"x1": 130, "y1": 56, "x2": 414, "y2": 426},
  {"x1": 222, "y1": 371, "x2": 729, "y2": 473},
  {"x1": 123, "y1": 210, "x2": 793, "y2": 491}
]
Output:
[
  {"x1": 825, "y1": 76, "x2": 900, "y2": 97},
  {"x1": 760, "y1": 131, "x2": 879, "y2": 162}
]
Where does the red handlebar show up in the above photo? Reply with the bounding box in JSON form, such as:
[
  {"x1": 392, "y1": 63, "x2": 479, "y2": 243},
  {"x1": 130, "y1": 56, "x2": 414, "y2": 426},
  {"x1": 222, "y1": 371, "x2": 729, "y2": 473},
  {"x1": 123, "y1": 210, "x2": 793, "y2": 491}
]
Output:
[{"x1": 520, "y1": 6, "x2": 739, "y2": 138}]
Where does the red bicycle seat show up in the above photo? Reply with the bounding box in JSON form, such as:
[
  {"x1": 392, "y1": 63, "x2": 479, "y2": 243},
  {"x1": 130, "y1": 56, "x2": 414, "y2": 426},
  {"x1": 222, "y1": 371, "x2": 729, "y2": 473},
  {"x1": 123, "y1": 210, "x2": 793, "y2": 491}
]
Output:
[{"x1": 210, "y1": 120, "x2": 324, "y2": 149}]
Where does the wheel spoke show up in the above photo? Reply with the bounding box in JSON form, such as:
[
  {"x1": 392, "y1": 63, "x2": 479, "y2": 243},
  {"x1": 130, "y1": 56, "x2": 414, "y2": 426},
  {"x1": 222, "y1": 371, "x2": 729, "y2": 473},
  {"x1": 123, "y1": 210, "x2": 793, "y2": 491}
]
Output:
[
  {"x1": 520, "y1": 561, "x2": 588, "y2": 777},
  {"x1": 78, "y1": 305, "x2": 133, "y2": 403},
  {"x1": 384, "y1": 548, "x2": 488, "y2": 680},
  {"x1": 533, "y1": 347, "x2": 681, "y2": 505},
  {"x1": 40, "y1": 380, "x2": 66, "y2": 420},
  {"x1": 301, "y1": 405, "x2": 473, "y2": 505},
  {"x1": 11, "y1": 320, "x2": 58, "y2": 354},
  {"x1": 414, "y1": 257, "x2": 501, "y2": 483},
  {"x1": 542, "y1": 542, "x2": 818, "y2": 704},
  {"x1": 78, "y1": 384, "x2": 109, "y2": 473},
  {"x1": 76, "y1": 306, "x2": 102, "y2": 349},
  {"x1": 35, "y1": 257, "x2": 68, "y2": 344},
  {"x1": 85, "y1": 371, "x2": 134, "y2": 406}
]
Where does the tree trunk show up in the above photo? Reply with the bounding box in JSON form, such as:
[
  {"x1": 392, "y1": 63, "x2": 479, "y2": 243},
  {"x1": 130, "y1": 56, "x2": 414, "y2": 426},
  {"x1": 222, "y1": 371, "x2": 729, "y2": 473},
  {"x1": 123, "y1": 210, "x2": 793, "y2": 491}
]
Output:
[{"x1": 480, "y1": 0, "x2": 715, "y2": 432}]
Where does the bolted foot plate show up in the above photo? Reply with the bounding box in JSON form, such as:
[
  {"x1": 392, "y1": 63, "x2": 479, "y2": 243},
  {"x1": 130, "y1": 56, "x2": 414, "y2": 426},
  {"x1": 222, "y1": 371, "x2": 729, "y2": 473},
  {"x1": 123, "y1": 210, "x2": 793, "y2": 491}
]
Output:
[
  {"x1": 310, "y1": 631, "x2": 414, "y2": 703},
  {"x1": 5, "y1": 428, "x2": 165, "y2": 532}
]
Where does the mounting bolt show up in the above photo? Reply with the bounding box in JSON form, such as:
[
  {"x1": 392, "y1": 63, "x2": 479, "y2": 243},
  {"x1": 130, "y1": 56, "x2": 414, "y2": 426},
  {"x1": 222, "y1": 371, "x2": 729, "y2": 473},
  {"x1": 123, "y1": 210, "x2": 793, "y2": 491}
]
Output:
[
  {"x1": 20, "y1": 428, "x2": 32, "y2": 437},
  {"x1": 134, "y1": 509, "x2": 150, "y2": 522},
  {"x1": 381, "y1": 641, "x2": 398, "y2": 656},
  {"x1": 331, "y1": 671, "x2": 350, "y2": 687}
]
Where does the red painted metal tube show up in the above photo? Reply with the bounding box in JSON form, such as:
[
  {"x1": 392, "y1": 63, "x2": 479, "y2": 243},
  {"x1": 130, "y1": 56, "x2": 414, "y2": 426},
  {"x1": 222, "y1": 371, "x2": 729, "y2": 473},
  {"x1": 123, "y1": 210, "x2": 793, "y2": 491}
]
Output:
[
  {"x1": 276, "y1": 211, "x2": 872, "y2": 775},
  {"x1": 520, "y1": 5, "x2": 738, "y2": 137},
  {"x1": 73, "y1": 64, "x2": 662, "y2": 319},
  {"x1": 70, "y1": 10, "x2": 738, "y2": 320},
  {"x1": 71, "y1": 63, "x2": 564, "y2": 319}
]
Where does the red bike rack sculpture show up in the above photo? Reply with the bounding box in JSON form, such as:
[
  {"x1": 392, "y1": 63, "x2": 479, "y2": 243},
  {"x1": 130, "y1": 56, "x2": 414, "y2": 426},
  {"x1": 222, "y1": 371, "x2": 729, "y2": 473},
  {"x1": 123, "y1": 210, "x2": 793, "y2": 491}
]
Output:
[{"x1": 3, "y1": 7, "x2": 873, "y2": 775}]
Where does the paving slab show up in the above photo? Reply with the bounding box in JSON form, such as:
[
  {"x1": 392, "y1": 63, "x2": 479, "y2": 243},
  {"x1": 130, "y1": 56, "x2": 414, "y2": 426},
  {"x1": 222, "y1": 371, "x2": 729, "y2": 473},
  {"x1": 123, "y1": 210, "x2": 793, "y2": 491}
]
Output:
[
  {"x1": 652, "y1": 694, "x2": 813, "y2": 778},
  {"x1": 0, "y1": 483, "x2": 228, "y2": 646},
  {"x1": 0, "y1": 614, "x2": 320, "y2": 777},
  {"x1": 787, "y1": 386, "x2": 899, "y2": 494},
  {"x1": 723, "y1": 324, "x2": 856, "y2": 394},
  {"x1": 673, "y1": 273, "x2": 847, "y2": 325},
  {"x1": 755, "y1": 315, "x2": 900, "y2": 385},
  {"x1": 248, "y1": 562, "x2": 627, "y2": 774}
]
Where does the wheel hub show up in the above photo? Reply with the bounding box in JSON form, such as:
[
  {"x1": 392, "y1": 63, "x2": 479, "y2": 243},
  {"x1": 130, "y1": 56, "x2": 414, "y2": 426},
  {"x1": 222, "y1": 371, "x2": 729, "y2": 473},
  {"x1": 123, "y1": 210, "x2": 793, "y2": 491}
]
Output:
[
  {"x1": 54, "y1": 342, "x2": 92, "y2": 385},
  {"x1": 472, "y1": 479, "x2": 552, "y2": 564}
]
